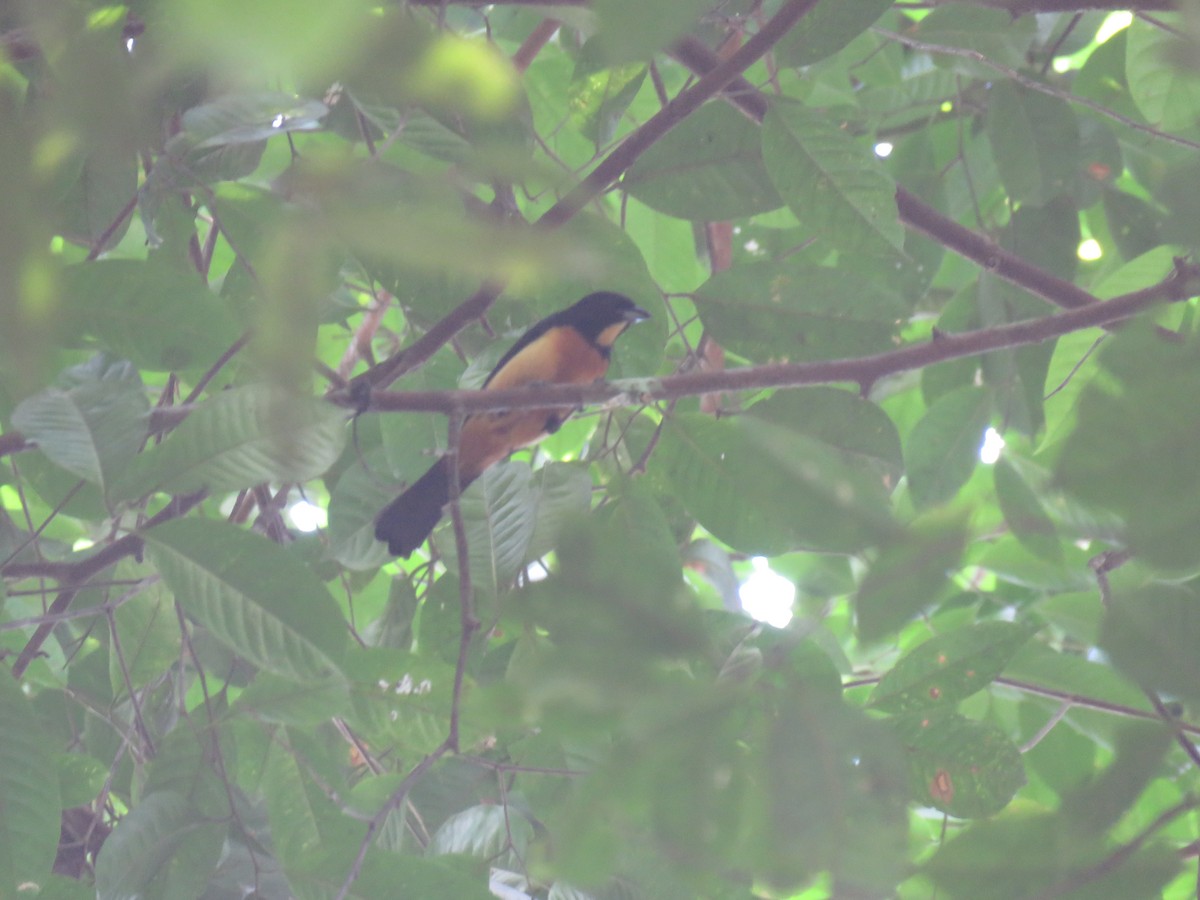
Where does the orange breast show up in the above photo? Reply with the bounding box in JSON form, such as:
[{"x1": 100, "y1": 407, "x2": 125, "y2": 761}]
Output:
[{"x1": 457, "y1": 327, "x2": 611, "y2": 478}]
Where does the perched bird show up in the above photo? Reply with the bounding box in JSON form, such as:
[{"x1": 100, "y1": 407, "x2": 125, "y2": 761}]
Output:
[{"x1": 374, "y1": 291, "x2": 651, "y2": 557}]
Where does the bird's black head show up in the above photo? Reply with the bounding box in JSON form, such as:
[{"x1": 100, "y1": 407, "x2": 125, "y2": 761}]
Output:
[{"x1": 564, "y1": 291, "x2": 651, "y2": 346}]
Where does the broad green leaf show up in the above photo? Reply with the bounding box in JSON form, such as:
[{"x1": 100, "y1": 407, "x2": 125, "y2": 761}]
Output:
[
  {"x1": 1060, "y1": 719, "x2": 1173, "y2": 836},
  {"x1": 986, "y1": 81, "x2": 1081, "y2": 206},
  {"x1": 762, "y1": 104, "x2": 904, "y2": 263},
  {"x1": 752, "y1": 691, "x2": 909, "y2": 892},
  {"x1": 145, "y1": 518, "x2": 347, "y2": 682},
  {"x1": 233, "y1": 673, "x2": 352, "y2": 727},
  {"x1": 511, "y1": 488, "x2": 705, "y2": 701},
  {"x1": 893, "y1": 710, "x2": 1025, "y2": 818},
  {"x1": 694, "y1": 259, "x2": 907, "y2": 363},
  {"x1": 1101, "y1": 583, "x2": 1200, "y2": 704},
  {"x1": 262, "y1": 737, "x2": 325, "y2": 873},
  {"x1": 0, "y1": 674, "x2": 60, "y2": 893},
  {"x1": 994, "y1": 458, "x2": 1062, "y2": 562},
  {"x1": 1126, "y1": 18, "x2": 1200, "y2": 133},
  {"x1": 568, "y1": 41, "x2": 647, "y2": 146},
  {"x1": 905, "y1": 386, "x2": 992, "y2": 509},
  {"x1": 116, "y1": 384, "x2": 347, "y2": 499},
  {"x1": 1104, "y1": 188, "x2": 1165, "y2": 262},
  {"x1": 110, "y1": 585, "x2": 179, "y2": 692},
  {"x1": 591, "y1": 0, "x2": 707, "y2": 62},
  {"x1": 655, "y1": 413, "x2": 893, "y2": 556},
  {"x1": 342, "y1": 648, "x2": 454, "y2": 755},
  {"x1": 856, "y1": 510, "x2": 969, "y2": 642},
  {"x1": 11, "y1": 354, "x2": 147, "y2": 497},
  {"x1": 59, "y1": 260, "x2": 241, "y2": 372},
  {"x1": 869, "y1": 621, "x2": 1038, "y2": 713},
  {"x1": 524, "y1": 462, "x2": 593, "y2": 564},
  {"x1": 1056, "y1": 326, "x2": 1200, "y2": 569},
  {"x1": 623, "y1": 102, "x2": 783, "y2": 221},
  {"x1": 913, "y1": 6, "x2": 1035, "y2": 77},
  {"x1": 747, "y1": 388, "x2": 904, "y2": 487},
  {"x1": 93, "y1": 790, "x2": 222, "y2": 900},
  {"x1": 327, "y1": 448, "x2": 395, "y2": 572},
  {"x1": 429, "y1": 804, "x2": 532, "y2": 859},
  {"x1": 437, "y1": 461, "x2": 537, "y2": 598},
  {"x1": 924, "y1": 815, "x2": 1178, "y2": 899},
  {"x1": 182, "y1": 92, "x2": 328, "y2": 149},
  {"x1": 53, "y1": 147, "x2": 137, "y2": 251},
  {"x1": 775, "y1": 0, "x2": 895, "y2": 67},
  {"x1": 55, "y1": 753, "x2": 107, "y2": 809}
]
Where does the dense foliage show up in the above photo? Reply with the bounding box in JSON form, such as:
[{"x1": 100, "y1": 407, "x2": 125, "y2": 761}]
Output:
[{"x1": 3, "y1": 1, "x2": 1200, "y2": 897}]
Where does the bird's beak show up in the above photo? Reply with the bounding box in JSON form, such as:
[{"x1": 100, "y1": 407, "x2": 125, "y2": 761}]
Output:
[{"x1": 624, "y1": 305, "x2": 651, "y2": 322}]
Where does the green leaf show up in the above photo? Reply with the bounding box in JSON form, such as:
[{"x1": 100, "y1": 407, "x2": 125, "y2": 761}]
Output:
[
  {"x1": 694, "y1": 259, "x2": 907, "y2": 363},
  {"x1": 1056, "y1": 326, "x2": 1200, "y2": 569},
  {"x1": 116, "y1": 384, "x2": 347, "y2": 499},
  {"x1": 182, "y1": 92, "x2": 328, "y2": 148},
  {"x1": 94, "y1": 791, "x2": 198, "y2": 899},
  {"x1": 905, "y1": 386, "x2": 992, "y2": 509},
  {"x1": 1060, "y1": 719, "x2": 1173, "y2": 836},
  {"x1": 524, "y1": 462, "x2": 593, "y2": 564},
  {"x1": 568, "y1": 42, "x2": 647, "y2": 146},
  {"x1": 53, "y1": 147, "x2": 137, "y2": 251},
  {"x1": 924, "y1": 815, "x2": 1179, "y2": 899},
  {"x1": 437, "y1": 461, "x2": 538, "y2": 597},
  {"x1": 110, "y1": 585, "x2": 179, "y2": 692},
  {"x1": 753, "y1": 691, "x2": 909, "y2": 892},
  {"x1": 327, "y1": 448, "x2": 395, "y2": 572},
  {"x1": 869, "y1": 621, "x2": 1038, "y2": 713},
  {"x1": 233, "y1": 672, "x2": 353, "y2": 726},
  {"x1": 746, "y1": 389, "x2": 904, "y2": 485},
  {"x1": 762, "y1": 104, "x2": 904, "y2": 262},
  {"x1": 986, "y1": 81, "x2": 1081, "y2": 206},
  {"x1": 59, "y1": 260, "x2": 242, "y2": 372},
  {"x1": 55, "y1": 753, "x2": 107, "y2": 809},
  {"x1": 654, "y1": 412, "x2": 893, "y2": 556},
  {"x1": 429, "y1": 804, "x2": 532, "y2": 858},
  {"x1": 0, "y1": 675, "x2": 60, "y2": 893},
  {"x1": 1126, "y1": 17, "x2": 1200, "y2": 133},
  {"x1": 855, "y1": 510, "x2": 969, "y2": 642},
  {"x1": 145, "y1": 518, "x2": 347, "y2": 682},
  {"x1": 591, "y1": 0, "x2": 708, "y2": 62},
  {"x1": 623, "y1": 102, "x2": 783, "y2": 221},
  {"x1": 775, "y1": 0, "x2": 895, "y2": 67},
  {"x1": 1100, "y1": 583, "x2": 1200, "y2": 704},
  {"x1": 994, "y1": 458, "x2": 1062, "y2": 562},
  {"x1": 11, "y1": 354, "x2": 148, "y2": 498},
  {"x1": 893, "y1": 710, "x2": 1026, "y2": 818},
  {"x1": 913, "y1": 6, "x2": 1035, "y2": 77}
]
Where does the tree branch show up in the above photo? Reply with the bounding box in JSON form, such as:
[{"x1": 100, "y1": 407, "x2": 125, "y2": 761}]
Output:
[
  {"x1": 354, "y1": 0, "x2": 822, "y2": 389},
  {"x1": 669, "y1": 35, "x2": 1118, "y2": 316},
  {"x1": 8, "y1": 491, "x2": 206, "y2": 678},
  {"x1": 339, "y1": 261, "x2": 1198, "y2": 417}
]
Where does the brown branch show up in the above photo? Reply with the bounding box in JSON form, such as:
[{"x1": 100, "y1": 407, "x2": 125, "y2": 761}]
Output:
[
  {"x1": 668, "y1": 36, "x2": 1116, "y2": 317},
  {"x1": 1031, "y1": 795, "x2": 1200, "y2": 900},
  {"x1": 340, "y1": 260, "x2": 1198, "y2": 417},
  {"x1": 513, "y1": 17, "x2": 561, "y2": 73},
  {"x1": 0, "y1": 431, "x2": 29, "y2": 460},
  {"x1": 355, "y1": 0, "x2": 821, "y2": 390},
  {"x1": 875, "y1": 27, "x2": 1200, "y2": 153},
  {"x1": 9, "y1": 491, "x2": 206, "y2": 678}
]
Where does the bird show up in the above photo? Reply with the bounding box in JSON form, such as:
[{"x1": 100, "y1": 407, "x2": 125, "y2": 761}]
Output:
[{"x1": 374, "y1": 291, "x2": 651, "y2": 557}]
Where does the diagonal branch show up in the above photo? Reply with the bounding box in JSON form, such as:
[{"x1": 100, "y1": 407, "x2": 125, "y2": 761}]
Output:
[
  {"x1": 668, "y1": 36, "x2": 1109, "y2": 316},
  {"x1": 354, "y1": 0, "x2": 822, "y2": 390},
  {"x1": 343, "y1": 260, "x2": 1199, "y2": 418}
]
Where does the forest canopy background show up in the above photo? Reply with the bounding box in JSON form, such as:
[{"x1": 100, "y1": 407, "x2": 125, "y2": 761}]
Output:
[{"x1": 4, "y1": 1, "x2": 1200, "y2": 898}]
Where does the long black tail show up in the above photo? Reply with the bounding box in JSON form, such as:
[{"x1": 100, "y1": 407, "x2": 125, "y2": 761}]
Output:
[{"x1": 374, "y1": 458, "x2": 453, "y2": 558}]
